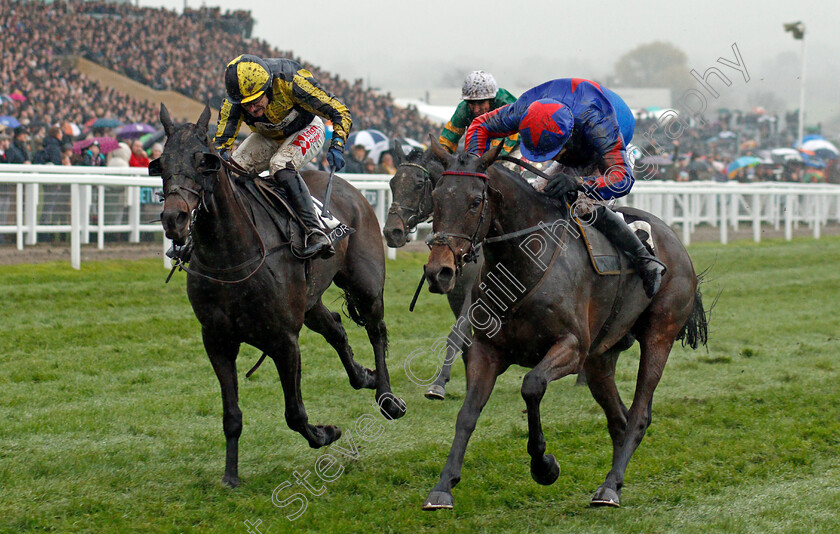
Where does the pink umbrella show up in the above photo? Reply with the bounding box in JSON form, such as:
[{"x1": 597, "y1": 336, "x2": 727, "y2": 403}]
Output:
[
  {"x1": 9, "y1": 92, "x2": 27, "y2": 102},
  {"x1": 72, "y1": 136, "x2": 120, "y2": 155}
]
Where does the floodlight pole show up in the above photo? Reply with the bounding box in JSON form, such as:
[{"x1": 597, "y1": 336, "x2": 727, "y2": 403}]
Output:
[{"x1": 797, "y1": 29, "x2": 806, "y2": 145}]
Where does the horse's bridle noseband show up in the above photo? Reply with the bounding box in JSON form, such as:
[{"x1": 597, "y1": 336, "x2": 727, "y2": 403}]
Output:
[
  {"x1": 388, "y1": 162, "x2": 433, "y2": 233},
  {"x1": 425, "y1": 170, "x2": 490, "y2": 273}
]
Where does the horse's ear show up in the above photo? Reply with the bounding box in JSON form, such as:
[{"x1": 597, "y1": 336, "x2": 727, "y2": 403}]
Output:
[
  {"x1": 478, "y1": 141, "x2": 504, "y2": 171},
  {"x1": 429, "y1": 134, "x2": 454, "y2": 167},
  {"x1": 160, "y1": 104, "x2": 175, "y2": 138},
  {"x1": 197, "y1": 104, "x2": 212, "y2": 135},
  {"x1": 392, "y1": 138, "x2": 406, "y2": 164},
  {"x1": 148, "y1": 158, "x2": 163, "y2": 177}
]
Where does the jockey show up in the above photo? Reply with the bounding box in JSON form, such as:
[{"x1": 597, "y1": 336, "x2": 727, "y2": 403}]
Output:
[
  {"x1": 214, "y1": 54, "x2": 352, "y2": 259},
  {"x1": 465, "y1": 78, "x2": 665, "y2": 298},
  {"x1": 439, "y1": 71, "x2": 520, "y2": 157}
]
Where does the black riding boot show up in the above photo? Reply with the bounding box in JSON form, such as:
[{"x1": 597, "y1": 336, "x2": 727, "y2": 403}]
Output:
[
  {"x1": 590, "y1": 206, "x2": 666, "y2": 298},
  {"x1": 273, "y1": 166, "x2": 335, "y2": 259}
]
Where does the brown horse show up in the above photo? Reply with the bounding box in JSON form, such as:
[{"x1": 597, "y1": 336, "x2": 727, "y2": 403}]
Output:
[
  {"x1": 155, "y1": 104, "x2": 405, "y2": 487},
  {"x1": 421, "y1": 139, "x2": 708, "y2": 509},
  {"x1": 382, "y1": 140, "x2": 481, "y2": 400}
]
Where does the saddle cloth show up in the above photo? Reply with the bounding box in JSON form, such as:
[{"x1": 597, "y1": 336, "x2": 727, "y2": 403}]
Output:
[{"x1": 574, "y1": 211, "x2": 656, "y2": 276}]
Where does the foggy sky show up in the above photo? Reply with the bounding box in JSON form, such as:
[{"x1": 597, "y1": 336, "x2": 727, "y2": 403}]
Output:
[{"x1": 139, "y1": 0, "x2": 840, "y2": 122}]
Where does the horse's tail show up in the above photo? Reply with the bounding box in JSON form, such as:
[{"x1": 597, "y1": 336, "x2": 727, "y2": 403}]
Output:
[{"x1": 676, "y1": 270, "x2": 713, "y2": 350}]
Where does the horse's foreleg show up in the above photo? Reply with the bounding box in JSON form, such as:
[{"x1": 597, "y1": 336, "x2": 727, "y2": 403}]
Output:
[
  {"x1": 204, "y1": 329, "x2": 242, "y2": 487},
  {"x1": 304, "y1": 301, "x2": 376, "y2": 390},
  {"x1": 271, "y1": 331, "x2": 342, "y2": 449},
  {"x1": 423, "y1": 342, "x2": 505, "y2": 510},
  {"x1": 593, "y1": 332, "x2": 673, "y2": 507},
  {"x1": 521, "y1": 335, "x2": 585, "y2": 486},
  {"x1": 426, "y1": 292, "x2": 472, "y2": 400}
]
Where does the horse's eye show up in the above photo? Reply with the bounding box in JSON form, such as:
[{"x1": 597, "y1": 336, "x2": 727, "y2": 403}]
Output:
[
  {"x1": 415, "y1": 182, "x2": 425, "y2": 191},
  {"x1": 470, "y1": 197, "x2": 482, "y2": 209}
]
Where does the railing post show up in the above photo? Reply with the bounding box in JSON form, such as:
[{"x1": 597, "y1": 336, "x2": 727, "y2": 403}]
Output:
[
  {"x1": 129, "y1": 186, "x2": 141, "y2": 243},
  {"x1": 719, "y1": 194, "x2": 728, "y2": 245},
  {"x1": 81, "y1": 185, "x2": 91, "y2": 244},
  {"x1": 784, "y1": 194, "x2": 793, "y2": 241},
  {"x1": 752, "y1": 193, "x2": 761, "y2": 242},
  {"x1": 681, "y1": 193, "x2": 691, "y2": 246},
  {"x1": 71, "y1": 183, "x2": 81, "y2": 270},
  {"x1": 97, "y1": 185, "x2": 105, "y2": 249},
  {"x1": 16, "y1": 183, "x2": 24, "y2": 250},
  {"x1": 25, "y1": 183, "x2": 38, "y2": 245}
]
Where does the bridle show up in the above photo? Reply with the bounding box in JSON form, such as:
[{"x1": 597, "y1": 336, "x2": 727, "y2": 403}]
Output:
[
  {"x1": 158, "y1": 142, "x2": 271, "y2": 285},
  {"x1": 424, "y1": 170, "x2": 490, "y2": 273},
  {"x1": 388, "y1": 162, "x2": 433, "y2": 233}
]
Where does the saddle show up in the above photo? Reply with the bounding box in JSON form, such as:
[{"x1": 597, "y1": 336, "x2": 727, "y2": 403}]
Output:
[
  {"x1": 242, "y1": 178, "x2": 353, "y2": 257},
  {"x1": 574, "y1": 211, "x2": 657, "y2": 276}
]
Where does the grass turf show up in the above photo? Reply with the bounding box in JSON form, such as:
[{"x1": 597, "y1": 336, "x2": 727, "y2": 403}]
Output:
[{"x1": 1, "y1": 235, "x2": 838, "y2": 533}]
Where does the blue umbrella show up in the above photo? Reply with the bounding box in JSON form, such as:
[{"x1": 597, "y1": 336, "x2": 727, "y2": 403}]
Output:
[
  {"x1": 347, "y1": 129, "x2": 388, "y2": 150},
  {"x1": 116, "y1": 123, "x2": 156, "y2": 138},
  {"x1": 0, "y1": 116, "x2": 21, "y2": 128},
  {"x1": 726, "y1": 156, "x2": 762, "y2": 177},
  {"x1": 92, "y1": 118, "x2": 122, "y2": 129},
  {"x1": 799, "y1": 151, "x2": 826, "y2": 168}
]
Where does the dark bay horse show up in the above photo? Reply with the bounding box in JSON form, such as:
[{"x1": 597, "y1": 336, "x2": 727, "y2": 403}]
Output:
[
  {"x1": 382, "y1": 140, "x2": 481, "y2": 400},
  {"x1": 156, "y1": 104, "x2": 405, "y2": 487},
  {"x1": 421, "y1": 139, "x2": 708, "y2": 509}
]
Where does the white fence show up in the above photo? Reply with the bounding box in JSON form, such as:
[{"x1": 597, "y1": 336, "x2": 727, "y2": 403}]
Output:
[{"x1": 1, "y1": 163, "x2": 839, "y2": 269}]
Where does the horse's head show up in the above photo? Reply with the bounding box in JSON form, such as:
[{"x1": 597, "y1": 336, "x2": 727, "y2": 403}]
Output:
[
  {"x1": 424, "y1": 137, "x2": 503, "y2": 293},
  {"x1": 382, "y1": 140, "x2": 442, "y2": 247},
  {"x1": 153, "y1": 104, "x2": 222, "y2": 245}
]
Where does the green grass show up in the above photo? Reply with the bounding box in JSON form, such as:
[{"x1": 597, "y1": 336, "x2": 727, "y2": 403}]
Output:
[{"x1": 1, "y1": 236, "x2": 839, "y2": 533}]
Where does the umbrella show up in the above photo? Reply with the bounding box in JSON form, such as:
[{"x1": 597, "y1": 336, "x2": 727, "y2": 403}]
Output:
[
  {"x1": 0, "y1": 116, "x2": 21, "y2": 128},
  {"x1": 639, "y1": 155, "x2": 673, "y2": 166},
  {"x1": 798, "y1": 134, "x2": 825, "y2": 145},
  {"x1": 727, "y1": 156, "x2": 762, "y2": 177},
  {"x1": 799, "y1": 151, "x2": 826, "y2": 168},
  {"x1": 72, "y1": 136, "x2": 120, "y2": 155},
  {"x1": 116, "y1": 123, "x2": 156, "y2": 138},
  {"x1": 686, "y1": 160, "x2": 710, "y2": 172},
  {"x1": 92, "y1": 118, "x2": 122, "y2": 129},
  {"x1": 769, "y1": 148, "x2": 803, "y2": 163},
  {"x1": 9, "y1": 92, "x2": 26, "y2": 102},
  {"x1": 140, "y1": 129, "x2": 167, "y2": 150},
  {"x1": 718, "y1": 131, "x2": 737, "y2": 139},
  {"x1": 347, "y1": 129, "x2": 388, "y2": 151},
  {"x1": 799, "y1": 139, "x2": 838, "y2": 160},
  {"x1": 62, "y1": 122, "x2": 82, "y2": 137},
  {"x1": 711, "y1": 160, "x2": 726, "y2": 172}
]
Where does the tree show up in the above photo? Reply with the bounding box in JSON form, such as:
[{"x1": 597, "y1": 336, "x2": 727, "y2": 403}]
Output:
[{"x1": 613, "y1": 41, "x2": 692, "y2": 95}]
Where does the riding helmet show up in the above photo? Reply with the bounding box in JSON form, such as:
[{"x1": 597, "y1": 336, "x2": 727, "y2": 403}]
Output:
[
  {"x1": 462, "y1": 71, "x2": 498, "y2": 101},
  {"x1": 224, "y1": 55, "x2": 272, "y2": 104}
]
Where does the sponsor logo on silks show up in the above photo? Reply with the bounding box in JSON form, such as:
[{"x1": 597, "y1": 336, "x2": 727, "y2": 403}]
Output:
[
  {"x1": 292, "y1": 126, "x2": 321, "y2": 156},
  {"x1": 328, "y1": 223, "x2": 353, "y2": 244}
]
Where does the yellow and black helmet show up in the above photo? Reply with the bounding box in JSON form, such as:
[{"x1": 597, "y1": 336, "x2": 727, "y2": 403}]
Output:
[{"x1": 224, "y1": 55, "x2": 272, "y2": 105}]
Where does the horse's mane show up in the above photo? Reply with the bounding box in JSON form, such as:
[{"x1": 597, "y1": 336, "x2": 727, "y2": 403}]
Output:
[{"x1": 488, "y1": 159, "x2": 570, "y2": 221}]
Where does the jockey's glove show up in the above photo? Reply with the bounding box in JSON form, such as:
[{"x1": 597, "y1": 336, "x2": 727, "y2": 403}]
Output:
[
  {"x1": 327, "y1": 146, "x2": 345, "y2": 172},
  {"x1": 543, "y1": 172, "x2": 583, "y2": 200}
]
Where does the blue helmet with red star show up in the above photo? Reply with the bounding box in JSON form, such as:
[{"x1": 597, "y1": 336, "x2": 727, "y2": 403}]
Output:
[{"x1": 518, "y1": 99, "x2": 574, "y2": 162}]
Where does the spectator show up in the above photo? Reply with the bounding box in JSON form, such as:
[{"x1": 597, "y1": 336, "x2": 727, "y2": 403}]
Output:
[
  {"x1": 363, "y1": 157, "x2": 376, "y2": 174},
  {"x1": 34, "y1": 126, "x2": 64, "y2": 165},
  {"x1": 60, "y1": 143, "x2": 74, "y2": 166},
  {"x1": 0, "y1": 133, "x2": 10, "y2": 163},
  {"x1": 6, "y1": 127, "x2": 32, "y2": 164},
  {"x1": 149, "y1": 143, "x2": 163, "y2": 160},
  {"x1": 376, "y1": 152, "x2": 396, "y2": 175},
  {"x1": 128, "y1": 139, "x2": 150, "y2": 167},
  {"x1": 82, "y1": 140, "x2": 106, "y2": 166},
  {"x1": 343, "y1": 145, "x2": 367, "y2": 174}
]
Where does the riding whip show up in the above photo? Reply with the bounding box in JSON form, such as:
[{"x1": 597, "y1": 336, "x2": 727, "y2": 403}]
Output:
[
  {"x1": 409, "y1": 272, "x2": 427, "y2": 312},
  {"x1": 322, "y1": 169, "x2": 336, "y2": 217}
]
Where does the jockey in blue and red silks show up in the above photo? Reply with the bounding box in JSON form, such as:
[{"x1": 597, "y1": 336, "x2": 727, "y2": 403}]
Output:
[{"x1": 465, "y1": 78, "x2": 666, "y2": 298}]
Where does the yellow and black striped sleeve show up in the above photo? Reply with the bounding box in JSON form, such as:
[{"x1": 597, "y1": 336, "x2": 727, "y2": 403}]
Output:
[
  {"x1": 213, "y1": 99, "x2": 244, "y2": 151},
  {"x1": 290, "y1": 69, "x2": 352, "y2": 151}
]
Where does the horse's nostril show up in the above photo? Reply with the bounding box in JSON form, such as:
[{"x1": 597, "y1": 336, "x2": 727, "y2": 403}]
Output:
[
  {"x1": 437, "y1": 266, "x2": 454, "y2": 288},
  {"x1": 175, "y1": 210, "x2": 188, "y2": 226}
]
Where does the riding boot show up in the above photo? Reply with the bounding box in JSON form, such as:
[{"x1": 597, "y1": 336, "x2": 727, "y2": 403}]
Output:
[
  {"x1": 273, "y1": 166, "x2": 335, "y2": 259},
  {"x1": 590, "y1": 206, "x2": 666, "y2": 298}
]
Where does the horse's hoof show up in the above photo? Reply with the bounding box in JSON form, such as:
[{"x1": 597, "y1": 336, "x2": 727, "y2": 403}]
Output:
[
  {"x1": 422, "y1": 490, "x2": 454, "y2": 510},
  {"x1": 531, "y1": 454, "x2": 560, "y2": 486},
  {"x1": 590, "y1": 486, "x2": 621, "y2": 507},
  {"x1": 222, "y1": 474, "x2": 241, "y2": 488},
  {"x1": 378, "y1": 395, "x2": 407, "y2": 420},
  {"x1": 308, "y1": 425, "x2": 342, "y2": 449},
  {"x1": 424, "y1": 384, "x2": 446, "y2": 400}
]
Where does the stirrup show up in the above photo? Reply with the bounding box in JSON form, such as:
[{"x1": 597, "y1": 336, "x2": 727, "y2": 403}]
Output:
[{"x1": 303, "y1": 228, "x2": 335, "y2": 259}]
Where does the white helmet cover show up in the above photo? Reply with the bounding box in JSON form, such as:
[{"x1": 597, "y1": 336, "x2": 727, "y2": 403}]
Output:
[{"x1": 462, "y1": 71, "x2": 498, "y2": 101}]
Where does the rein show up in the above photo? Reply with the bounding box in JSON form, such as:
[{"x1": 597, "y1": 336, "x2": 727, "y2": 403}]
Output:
[
  {"x1": 425, "y1": 170, "x2": 490, "y2": 272},
  {"x1": 388, "y1": 162, "x2": 433, "y2": 232}
]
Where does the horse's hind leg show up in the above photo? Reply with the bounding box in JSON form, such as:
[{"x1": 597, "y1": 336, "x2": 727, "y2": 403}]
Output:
[
  {"x1": 585, "y1": 345, "x2": 630, "y2": 506},
  {"x1": 521, "y1": 334, "x2": 586, "y2": 486},
  {"x1": 592, "y1": 328, "x2": 675, "y2": 507},
  {"x1": 271, "y1": 331, "x2": 342, "y2": 449},
  {"x1": 305, "y1": 300, "x2": 376, "y2": 390},
  {"x1": 203, "y1": 329, "x2": 243, "y2": 487}
]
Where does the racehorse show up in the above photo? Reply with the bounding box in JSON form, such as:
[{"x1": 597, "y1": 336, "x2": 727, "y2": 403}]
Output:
[
  {"x1": 383, "y1": 140, "x2": 481, "y2": 400},
  {"x1": 421, "y1": 138, "x2": 708, "y2": 509},
  {"x1": 155, "y1": 104, "x2": 405, "y2": 487}
]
